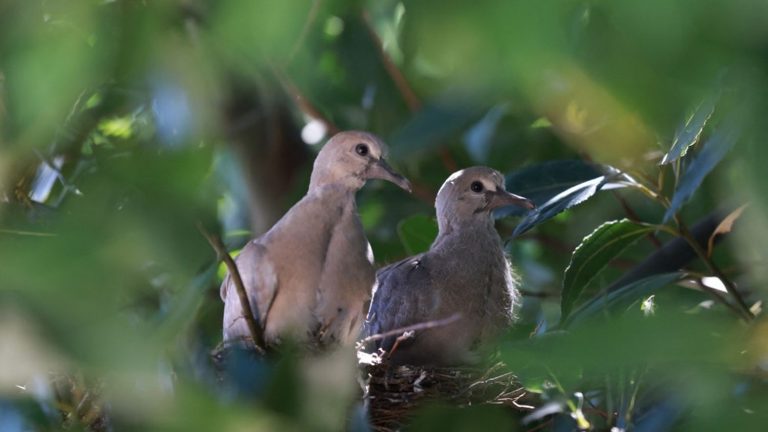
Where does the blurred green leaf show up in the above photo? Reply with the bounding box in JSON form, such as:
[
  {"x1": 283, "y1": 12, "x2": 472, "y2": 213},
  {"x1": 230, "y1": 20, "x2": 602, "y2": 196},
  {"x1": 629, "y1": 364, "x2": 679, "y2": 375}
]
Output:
[
  {"x1": 408, "y1": 403, "x2": 515, "y2": 432},
  {"x1": 661, "y1": 93, "x2": 718, "y2": 165},
  {"x1": 397, "y1": 214, "x2": 438, "y2": 255},
  {"x1": 390, "y1": 102, "x2": 481, "y2": 159},
  {"x1": 561, "y1": 219, "x2": 654, "y2": 321},
  {"x1": 566, "y1": 273, "x2": 682, "y2": 327}
]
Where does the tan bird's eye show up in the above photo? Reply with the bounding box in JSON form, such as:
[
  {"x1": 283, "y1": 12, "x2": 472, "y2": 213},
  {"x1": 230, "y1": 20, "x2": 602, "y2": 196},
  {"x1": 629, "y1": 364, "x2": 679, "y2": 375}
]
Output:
[{"x1": 355, "y1": 143, "x2": 369, "y2": 156}]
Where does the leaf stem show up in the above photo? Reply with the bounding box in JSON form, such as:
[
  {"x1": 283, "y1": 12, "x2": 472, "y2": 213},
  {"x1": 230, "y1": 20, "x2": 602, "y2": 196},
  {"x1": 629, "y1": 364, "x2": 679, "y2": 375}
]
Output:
[{"x1": 674, "y1": 216, "x2": 754, "y2": 321}]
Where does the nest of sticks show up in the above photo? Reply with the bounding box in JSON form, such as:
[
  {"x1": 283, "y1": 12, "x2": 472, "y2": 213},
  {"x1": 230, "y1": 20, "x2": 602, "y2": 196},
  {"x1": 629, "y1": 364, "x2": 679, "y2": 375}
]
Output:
[{"x1": 361, "y1": 359, "x2": 535, "y2": 431}]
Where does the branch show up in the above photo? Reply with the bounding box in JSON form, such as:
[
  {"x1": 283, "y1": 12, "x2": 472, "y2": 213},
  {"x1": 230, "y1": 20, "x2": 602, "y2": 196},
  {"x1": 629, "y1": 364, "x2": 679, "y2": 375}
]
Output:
[
  {"x1": 360, "y1": 9, "x2": 459, "y2": 174},
  {"x1": 197, "y1": 223, "x2": 267, "y2": 352},
  {"x1": 358, "y1": 313, "x2": 462, "y2": 346},
  {"x1": 269, "y1": 63, "x2": 340, "y2": 135},
  {"x1": 675, "y1": 216, "x2": 753, "y2": 321},
  {"x1": 286, "y1": 0, "x2": 324, "y2": 65},
  {"x1": 360, "y1": 10, "x2": 421, "y2": 112},
  {"x1": 606, "y1": 209, "x2": 753, "y2": 322}
]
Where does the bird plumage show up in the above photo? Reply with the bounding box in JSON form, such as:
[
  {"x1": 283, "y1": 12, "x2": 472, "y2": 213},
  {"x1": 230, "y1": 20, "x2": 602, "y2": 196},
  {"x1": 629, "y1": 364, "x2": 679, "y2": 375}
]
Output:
[
  {"x1": 221, "y1": 131, "x2": 411, "y2": 349},
  {"x1": 364, "y1": 166, "x2": 533, "y2": 365}
]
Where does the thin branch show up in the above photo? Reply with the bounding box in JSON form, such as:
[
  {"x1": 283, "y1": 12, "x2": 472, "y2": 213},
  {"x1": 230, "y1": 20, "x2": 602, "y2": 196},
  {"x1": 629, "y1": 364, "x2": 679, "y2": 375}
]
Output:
[
  {"x1": 0, "y1": 228, "x2": 56, "y2": 237},
  {"x1": 358, "y1": 313, "x2": 462, "y2": 345},
  {"x1": 359, "y1": 8, "x2": 461, "y2": 176},
  {"x1": 360, "y1": 10, "x2": 421, "y2": 112},
  {"x1": 286, "y1": 0, "x2": 324, "y2": 65},
  {"x1": 674, "y1": 216, "x2": 754, "y2": 321},
  {"x1": 269, "y1": 62, "x2": 340, "y2": 135},
  {"x1": 598, "y1": 210, "x2": 752, "y2": 323},
  {"x1": 692, "y1": 277, "x2": 746, "y2": 318},
  {"x1": 610, "y1": 190, "x2": 662, "y2": 248},
  {"x1": 196, "y1": 223, "x2": 267, "y2": 352}
]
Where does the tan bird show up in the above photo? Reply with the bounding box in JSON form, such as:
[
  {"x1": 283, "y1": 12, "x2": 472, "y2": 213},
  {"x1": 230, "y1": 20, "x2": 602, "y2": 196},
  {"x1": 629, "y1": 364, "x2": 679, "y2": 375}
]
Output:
[
  {"x1": 221, "y1": 131, "x2": 411, "y2": 350},
  {"x1": 363, "y1": 166, "x2": 534, "y2": 365}
]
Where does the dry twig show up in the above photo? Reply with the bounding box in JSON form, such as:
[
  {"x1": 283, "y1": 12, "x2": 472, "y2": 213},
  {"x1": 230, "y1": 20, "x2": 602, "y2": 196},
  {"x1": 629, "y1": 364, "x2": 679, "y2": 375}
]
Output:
[{"x1": 197, "y1": 223, "x2": 267, "y2": 352}]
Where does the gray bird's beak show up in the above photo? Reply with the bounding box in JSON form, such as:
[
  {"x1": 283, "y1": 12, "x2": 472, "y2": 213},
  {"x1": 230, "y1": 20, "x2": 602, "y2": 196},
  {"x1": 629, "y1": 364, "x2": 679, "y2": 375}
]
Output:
[
  {"x1": 488, "y1": 189, "x2": 535, "y2": 211},
  {"x1": 368, "y1": 158, "x2": 412, "y2": 193}
]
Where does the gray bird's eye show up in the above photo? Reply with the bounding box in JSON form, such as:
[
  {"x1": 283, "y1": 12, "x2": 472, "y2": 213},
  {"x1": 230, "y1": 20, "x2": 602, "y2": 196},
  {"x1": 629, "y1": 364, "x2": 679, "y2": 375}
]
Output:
[
  {"x1": 470, "y1": 181, "x2": 484, "y2": 193},
  {"x1": 355, "y1": 143, "x2": 369, "y2": 156}
]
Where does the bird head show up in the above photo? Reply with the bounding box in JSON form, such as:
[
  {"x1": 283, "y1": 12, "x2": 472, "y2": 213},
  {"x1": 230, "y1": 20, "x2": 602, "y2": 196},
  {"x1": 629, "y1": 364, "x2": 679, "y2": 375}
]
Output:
[
  {"x1": 435, "y1": 166, "x2": 534, "y2": 230},
  {"x1": 310, "y1": 131, "x2": 412, "y2": 192}
]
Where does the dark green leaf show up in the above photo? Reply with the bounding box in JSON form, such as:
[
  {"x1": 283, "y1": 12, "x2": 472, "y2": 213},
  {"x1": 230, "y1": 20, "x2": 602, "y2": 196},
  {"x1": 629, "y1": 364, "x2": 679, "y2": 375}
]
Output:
[
  {"x1": 389, "y1": 102, "x2": 481, "y2": 159},
  {"x1": 500, "y1": 160, "x2": 605, "y2": 218},
  {"x1": 565, "y1": 273, "x2": 682, "y2": 327},
  {"x1": 464, "y1": 103, "x2": 508, "y2": 163},
  {"x1": 561, "y1": 219, "x2": 654, "y2": 320},
  {"x1": 663, "y1": 122, "x2": 739, "y2": 222},
  {"x1": 510, "y1": 163, "x2": 631, "y2": 236},
  {"x1": 397, "y1": 214, "x2": 438, "y2": 255},
  {"x1": 661, "y1": 94, "x2": 718, "y2": 165}
]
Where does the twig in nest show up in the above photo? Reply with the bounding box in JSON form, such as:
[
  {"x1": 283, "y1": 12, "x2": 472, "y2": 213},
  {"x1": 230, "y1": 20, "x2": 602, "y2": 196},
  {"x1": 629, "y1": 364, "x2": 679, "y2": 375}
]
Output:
[
  {"x1": 358, "y1": 313, "x2": 462, "y2": 348},
  {"x1": 197, "y1": 223, "x2": 266, "y2": 353}
]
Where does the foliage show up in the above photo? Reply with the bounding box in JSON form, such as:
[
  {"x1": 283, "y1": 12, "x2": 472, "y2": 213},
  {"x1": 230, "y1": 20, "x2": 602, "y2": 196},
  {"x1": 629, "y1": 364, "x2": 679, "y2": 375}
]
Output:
[{"x1": 1, "y1": 0, "x2": 767, "y2": 431}]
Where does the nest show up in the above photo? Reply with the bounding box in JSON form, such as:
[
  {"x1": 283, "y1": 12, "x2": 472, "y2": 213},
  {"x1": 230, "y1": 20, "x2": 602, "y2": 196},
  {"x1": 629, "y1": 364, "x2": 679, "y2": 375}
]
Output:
[{"x1": 362, "y1": 360, "x2": 535, "y2": 432}]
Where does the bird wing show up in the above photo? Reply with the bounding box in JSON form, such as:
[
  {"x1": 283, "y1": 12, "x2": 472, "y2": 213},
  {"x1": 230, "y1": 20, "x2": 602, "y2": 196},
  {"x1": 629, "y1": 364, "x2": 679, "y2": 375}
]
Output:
[
  {"x1": 221, "y1": 241, "x2": 278, "y2": 342},
  {"x1": 364, "y1": 253, "x2": 431, "y2": 353}
]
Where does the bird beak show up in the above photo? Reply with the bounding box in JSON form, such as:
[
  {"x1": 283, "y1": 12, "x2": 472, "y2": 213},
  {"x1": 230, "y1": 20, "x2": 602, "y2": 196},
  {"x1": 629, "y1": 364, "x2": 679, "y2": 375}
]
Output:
[
  {"x1": 368, "y1": 158, "x2": 412, "y2": 193},
  {"x1": 487, "y1": 189, "x2": 535, "y2": 211}
]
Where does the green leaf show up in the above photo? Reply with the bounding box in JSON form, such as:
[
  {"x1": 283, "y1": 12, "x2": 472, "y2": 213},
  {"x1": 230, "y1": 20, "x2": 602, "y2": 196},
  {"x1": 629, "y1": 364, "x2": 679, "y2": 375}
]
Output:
[
  {"x1": 565, "y1": 273, "x2": 682, "y2": 327},
  {"x1": 663, "y1": 119, "x2": 740, "y2": 222},
  {"x1": 661, "y1": 93, "x2": 718, "y2": 165},
  {"x1": 501, "y1": 160, "x2": 607, "y2": 218},
  {"x1": 396, "y1": 214, "x2": 438, "y2": 255},
  {"x1": 504, "y1": 162, "x2": 634, "y2": 236},
  {"x1": 389, "y1": 102, "x2": 481, "y2": 159},
  {"x1": 561, "y1": 219, "x2": 654, "y2": 320}
]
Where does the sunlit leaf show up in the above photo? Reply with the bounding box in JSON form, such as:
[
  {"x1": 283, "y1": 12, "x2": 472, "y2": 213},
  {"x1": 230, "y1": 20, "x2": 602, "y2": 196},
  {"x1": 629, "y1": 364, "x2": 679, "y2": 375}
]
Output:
[
  {"x1": 561, "y1": 219, "x2": 654, "y2": 321},
  {"x1": 663, "y1": 121, "x2": 740, "y2": 222},
  {"x1": 98, "y1": 116, "x2": 133, "y2": 139},
  {"x1": 661, "y1": 93, "x2": 718, "y2": 165}
]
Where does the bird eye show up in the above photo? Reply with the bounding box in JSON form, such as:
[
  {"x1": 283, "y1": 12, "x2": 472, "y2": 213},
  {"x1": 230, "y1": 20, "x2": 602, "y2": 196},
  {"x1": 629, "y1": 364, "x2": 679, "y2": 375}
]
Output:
[
  {"x1": 355, "y1": 143, "x2": 369, "y2": 156},
  {"x1": 470, "y1": 181, "x2": 484, "y2": 193}
]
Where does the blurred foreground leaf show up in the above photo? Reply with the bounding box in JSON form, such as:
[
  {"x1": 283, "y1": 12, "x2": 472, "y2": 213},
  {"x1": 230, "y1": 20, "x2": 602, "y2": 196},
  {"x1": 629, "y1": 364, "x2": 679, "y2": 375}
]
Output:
[
  {"x1": 390, "y1": 102, "x2": 481, "y2": 158},
  {"x1": 566, "y1": 273, "x2": 682, "y2": 327}
]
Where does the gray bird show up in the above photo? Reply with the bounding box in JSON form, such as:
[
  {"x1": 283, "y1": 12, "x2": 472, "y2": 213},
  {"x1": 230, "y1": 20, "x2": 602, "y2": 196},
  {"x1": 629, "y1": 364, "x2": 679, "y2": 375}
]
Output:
[
  {"x1": 363, "y1": 166, "x2": 534, "y2": 365},
  {"x1": 221, "y1": 131, "x2": 411, "y2": 349}
]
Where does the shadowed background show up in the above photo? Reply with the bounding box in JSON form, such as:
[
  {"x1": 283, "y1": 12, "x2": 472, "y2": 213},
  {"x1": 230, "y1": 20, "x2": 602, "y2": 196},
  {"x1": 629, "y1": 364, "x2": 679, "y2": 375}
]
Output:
[{"x1": 1, "y1": 0, "x2": 767, "y2": 431}]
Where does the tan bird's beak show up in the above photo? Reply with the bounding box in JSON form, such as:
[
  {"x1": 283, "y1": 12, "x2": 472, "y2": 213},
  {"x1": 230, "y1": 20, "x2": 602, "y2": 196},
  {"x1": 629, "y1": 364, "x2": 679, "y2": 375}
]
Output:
[
  {"x1": 488, "y1": 189, "x2": 535, "y2": 211},
  {"x1": 368, "y1": 158, "x2": 412, "y2": 193}
]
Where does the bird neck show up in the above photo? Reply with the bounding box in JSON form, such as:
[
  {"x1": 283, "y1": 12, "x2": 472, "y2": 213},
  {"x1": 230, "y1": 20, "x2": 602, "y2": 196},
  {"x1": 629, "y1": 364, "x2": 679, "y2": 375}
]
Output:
[
  {"x1": 307, "y1": 182, "x2": 358, "y2": 204},
  {"x1": 309, "y1": 166, "x2": 365, "y2": 191},
  {"x1": 432, "y1": 217, "x2": 501, "y2": 252},
  {"x1": 436, "y1": 212, "x2": 494, "y2": 237}
]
